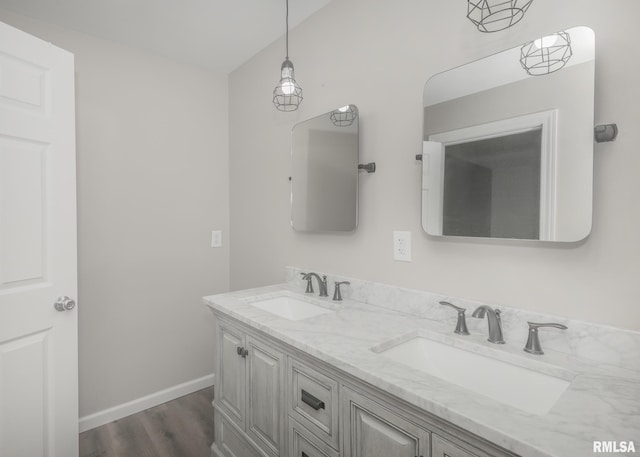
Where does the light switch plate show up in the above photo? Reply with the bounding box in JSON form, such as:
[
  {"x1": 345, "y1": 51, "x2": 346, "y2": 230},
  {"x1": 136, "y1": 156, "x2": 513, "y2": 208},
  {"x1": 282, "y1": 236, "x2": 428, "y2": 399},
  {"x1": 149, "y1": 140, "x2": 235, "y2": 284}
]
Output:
[{"x1": 211, "y1": 230, "x2": 222, "y2": 248}]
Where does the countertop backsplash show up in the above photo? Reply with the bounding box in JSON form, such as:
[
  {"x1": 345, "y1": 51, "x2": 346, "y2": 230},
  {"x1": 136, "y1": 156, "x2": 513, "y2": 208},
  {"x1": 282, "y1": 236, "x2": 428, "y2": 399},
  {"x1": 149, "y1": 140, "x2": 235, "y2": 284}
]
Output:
[{"x1": 287, "y1": 266, "x2": 640, "y2": 372}]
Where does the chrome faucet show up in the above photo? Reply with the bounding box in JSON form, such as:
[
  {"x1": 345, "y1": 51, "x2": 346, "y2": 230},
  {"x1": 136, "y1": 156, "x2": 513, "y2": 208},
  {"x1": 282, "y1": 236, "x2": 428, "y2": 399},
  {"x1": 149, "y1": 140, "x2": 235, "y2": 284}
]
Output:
[
  {"x1": 472, "y1": 305, "x2": 505, "y2": 344},
  {"x1": 302, "y1": 272, "x2": 328, "y2": 297}
]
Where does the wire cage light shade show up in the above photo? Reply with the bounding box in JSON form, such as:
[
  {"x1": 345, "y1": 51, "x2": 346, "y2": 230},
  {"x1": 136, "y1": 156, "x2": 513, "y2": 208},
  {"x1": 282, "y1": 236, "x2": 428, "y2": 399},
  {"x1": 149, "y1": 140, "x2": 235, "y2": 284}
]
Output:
[
  {"x1": 273, "y1": 0, "x2": 303, "y2": 111},
  {"x1": 330, "y1": 105, "x2": 359, "y2": 127},
  {"x1": 467, "y1": 0, "x2": 534, "y2": 32},
  {"x1": 273, "y1": 59, "x2": 303, "y2": 111},
  {"x1": 520, "y1": 31, "x2": 572, "y2": 76}
]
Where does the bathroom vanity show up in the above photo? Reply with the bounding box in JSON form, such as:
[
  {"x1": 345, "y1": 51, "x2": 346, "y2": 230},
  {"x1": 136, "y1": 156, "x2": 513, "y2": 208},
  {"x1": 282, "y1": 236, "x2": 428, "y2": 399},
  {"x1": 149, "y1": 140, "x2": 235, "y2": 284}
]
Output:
[{"x1": 204, "y1": 270, "x2": 640, "y2": 457}]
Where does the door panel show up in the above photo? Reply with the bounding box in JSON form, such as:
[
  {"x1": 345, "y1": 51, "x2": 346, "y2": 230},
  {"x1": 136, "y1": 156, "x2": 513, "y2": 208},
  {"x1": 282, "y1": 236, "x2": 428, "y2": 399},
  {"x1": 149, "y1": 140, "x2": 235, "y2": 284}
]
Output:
[
  {"x1": 0, "y1": 51, "x2": 48, "y2": 113},
  {"x1": 0, "y1": 330, "x2": 50, "y2": 456},
  {"x1": 0, "y1": 137, "x2": 47, "y2": 285},
  {"x1": 0, "y1": 20, "x2": 77, "y2": 457}
]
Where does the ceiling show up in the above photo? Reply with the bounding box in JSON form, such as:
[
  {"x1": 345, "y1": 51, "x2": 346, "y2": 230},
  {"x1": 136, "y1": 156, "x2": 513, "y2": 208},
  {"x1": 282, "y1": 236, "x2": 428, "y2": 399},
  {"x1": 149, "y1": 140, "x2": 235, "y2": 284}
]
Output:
[{"x1": 0, "y1": 0, "x2": 333, "y2": 73}]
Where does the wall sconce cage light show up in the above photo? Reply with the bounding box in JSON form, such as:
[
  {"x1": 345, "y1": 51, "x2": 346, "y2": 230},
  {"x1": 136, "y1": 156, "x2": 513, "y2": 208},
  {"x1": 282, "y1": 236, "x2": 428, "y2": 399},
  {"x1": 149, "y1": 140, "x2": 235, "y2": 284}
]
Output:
[
  {"x1": 330, "y1": 105, "x2": 359, "y2": 127},
  {"x1": 520, "y1": 32, "x2": 572, "y2": 76},
  {"x1": 273, "y1": 0, "x2": 303, "y2": 111},
  {"x1": 467, "y1": 0, "x2": 534, "y2": 32}
]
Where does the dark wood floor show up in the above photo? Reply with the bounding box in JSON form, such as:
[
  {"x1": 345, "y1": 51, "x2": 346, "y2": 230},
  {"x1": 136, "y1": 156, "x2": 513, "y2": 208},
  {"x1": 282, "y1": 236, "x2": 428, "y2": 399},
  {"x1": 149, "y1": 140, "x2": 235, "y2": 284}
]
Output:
[{"x1": 79, "y1": 387, "x2": 214, "y2": 457}]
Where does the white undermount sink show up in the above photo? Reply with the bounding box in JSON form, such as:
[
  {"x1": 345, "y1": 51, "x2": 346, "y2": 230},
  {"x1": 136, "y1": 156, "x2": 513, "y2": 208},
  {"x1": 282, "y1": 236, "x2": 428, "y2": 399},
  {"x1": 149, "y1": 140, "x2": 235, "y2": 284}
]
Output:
[
  {"x1": 248, "y1": 293, "x2": 335, "y2": 321},
  {"x1": 374, "y1": 336, "x2": 572, "y2": 415}
]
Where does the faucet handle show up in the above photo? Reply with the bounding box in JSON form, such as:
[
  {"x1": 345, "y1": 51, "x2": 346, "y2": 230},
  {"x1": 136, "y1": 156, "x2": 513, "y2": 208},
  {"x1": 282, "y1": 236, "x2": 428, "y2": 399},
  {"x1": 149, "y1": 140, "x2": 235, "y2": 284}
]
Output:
[
  {"x1": 300, "y1": 273, "x2": 314, "y2": 294},
  {"x1": 439, "y1": 301, "x2": 470, "y2": 335},
  {"x1": 333, "y1": 281, "x2": 350, "y2": 301},
  {"x1": 527, "y1": 322, "x2": 568, "y2": 330},
  {"x1": 524, "y1": 322, "x2": 568, "y2": 355}
]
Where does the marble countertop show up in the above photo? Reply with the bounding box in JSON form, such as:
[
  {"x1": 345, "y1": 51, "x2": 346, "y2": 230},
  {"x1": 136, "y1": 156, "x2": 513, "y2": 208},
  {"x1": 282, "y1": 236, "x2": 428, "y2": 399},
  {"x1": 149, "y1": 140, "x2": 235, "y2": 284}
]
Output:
[{"x1": 203, "y1": 283, "x2": 640, "y2": 457}]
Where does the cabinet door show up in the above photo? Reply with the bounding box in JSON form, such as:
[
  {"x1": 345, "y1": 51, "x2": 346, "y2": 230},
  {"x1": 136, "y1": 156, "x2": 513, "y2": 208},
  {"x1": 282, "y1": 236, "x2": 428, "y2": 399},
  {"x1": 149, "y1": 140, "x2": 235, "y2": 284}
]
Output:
[
  {"x1": 343, "y1": 388, "x2": 430, "y2": 457},
  {"x1": 246, "y1": 335, "x2": 285, "y2": 457},
  {"x1": 432, "y1": 434, "x2": 480, "y2": 457},
  {"x1": 217, "y1": 321, "x2": 246, "y2": 429}
]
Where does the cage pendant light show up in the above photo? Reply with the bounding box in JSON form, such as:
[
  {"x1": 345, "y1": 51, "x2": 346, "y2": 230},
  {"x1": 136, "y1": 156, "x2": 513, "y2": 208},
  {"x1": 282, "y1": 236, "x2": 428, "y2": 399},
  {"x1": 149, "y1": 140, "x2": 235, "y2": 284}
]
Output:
[
  {"x1": 330, "y1": 105, "x2": 359, "y2": 127},
  {"x1": 520, "y1": 32, "x2": 572, "y2": 76},
  {"x1": 467, "y1": 0, "x2": 534, "y2": 33},
  {"x1": 273, "y1": 0, "x2": 303, "y2": 111}
]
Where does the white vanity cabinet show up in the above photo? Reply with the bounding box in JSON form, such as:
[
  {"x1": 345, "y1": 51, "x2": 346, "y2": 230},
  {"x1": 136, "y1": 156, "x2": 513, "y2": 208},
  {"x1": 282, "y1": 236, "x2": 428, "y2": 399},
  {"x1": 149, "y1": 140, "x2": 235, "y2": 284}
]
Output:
[
  {"x1": 214, "y1": 317, "x2": 285, "y2": 457},
  {"x1": 211, "y1": 312, "x2": 518, "y2": 457}
]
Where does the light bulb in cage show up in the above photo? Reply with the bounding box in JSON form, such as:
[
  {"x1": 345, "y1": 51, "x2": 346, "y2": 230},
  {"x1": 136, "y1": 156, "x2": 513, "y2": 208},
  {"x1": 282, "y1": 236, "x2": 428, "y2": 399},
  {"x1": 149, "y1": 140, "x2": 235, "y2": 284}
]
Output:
[
  {"x1": 273, "y1": 59, "x2": 303, "y2": 111},
  {"x1": 520, "y1": 31, "x2": 572, "y2": 76},
  {"x1": 330, "y1": 105, "x2": 359, "y2": 127},
  {"x1": 467, "y1": 0, "x2": 534, "y2": 33}
]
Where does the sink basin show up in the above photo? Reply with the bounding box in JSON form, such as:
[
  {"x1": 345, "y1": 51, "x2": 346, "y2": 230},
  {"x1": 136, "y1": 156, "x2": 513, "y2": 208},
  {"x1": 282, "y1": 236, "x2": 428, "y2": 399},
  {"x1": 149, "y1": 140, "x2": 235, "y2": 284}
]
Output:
[
  {"x1": 375, "y1": 336, "x2": 571, "y2": 415},
  {"x1": 248, "y1": 294, "x2": 335, "y2": 321}
]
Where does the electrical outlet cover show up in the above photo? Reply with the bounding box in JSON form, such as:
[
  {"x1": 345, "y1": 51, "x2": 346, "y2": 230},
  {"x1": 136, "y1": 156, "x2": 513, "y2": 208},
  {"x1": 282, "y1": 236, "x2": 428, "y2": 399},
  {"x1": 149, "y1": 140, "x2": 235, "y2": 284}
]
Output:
[{"x1": 393, "y1": 231, "x2": 411, "y2": 261}]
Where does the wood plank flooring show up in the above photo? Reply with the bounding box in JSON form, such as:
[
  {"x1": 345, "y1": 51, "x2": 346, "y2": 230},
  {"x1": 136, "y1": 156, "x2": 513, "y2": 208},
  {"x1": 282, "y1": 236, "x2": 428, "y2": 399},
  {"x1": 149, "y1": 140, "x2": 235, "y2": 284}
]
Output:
[{"x1": 79, "y1": 387, "x2": 214, "y2": 457}]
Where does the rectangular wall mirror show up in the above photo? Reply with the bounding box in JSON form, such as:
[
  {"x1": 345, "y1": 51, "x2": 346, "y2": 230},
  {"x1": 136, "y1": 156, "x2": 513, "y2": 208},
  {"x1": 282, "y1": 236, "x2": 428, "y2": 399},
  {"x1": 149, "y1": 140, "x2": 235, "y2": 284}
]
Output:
[
  {"x1": 422, "y1": 26, "x2": 595, "y2": 242},
  {"x1": 291, "y1": 105, "x2": 359, "y2": 232}
]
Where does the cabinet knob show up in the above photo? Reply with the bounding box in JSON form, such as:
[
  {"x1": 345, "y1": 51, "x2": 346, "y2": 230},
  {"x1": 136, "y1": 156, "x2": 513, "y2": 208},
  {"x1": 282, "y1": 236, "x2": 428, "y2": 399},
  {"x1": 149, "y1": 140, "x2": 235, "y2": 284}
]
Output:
[{"x1": 236, "y1": 346, "x2": 249, "y2": 358}]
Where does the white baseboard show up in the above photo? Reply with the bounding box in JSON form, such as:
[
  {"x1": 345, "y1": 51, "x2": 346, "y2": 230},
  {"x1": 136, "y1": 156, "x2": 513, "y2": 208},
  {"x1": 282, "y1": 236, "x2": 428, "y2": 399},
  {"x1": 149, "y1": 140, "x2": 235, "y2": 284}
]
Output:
[{"x1": 79, "y1": 373, "x2": 215, "y2": 432}]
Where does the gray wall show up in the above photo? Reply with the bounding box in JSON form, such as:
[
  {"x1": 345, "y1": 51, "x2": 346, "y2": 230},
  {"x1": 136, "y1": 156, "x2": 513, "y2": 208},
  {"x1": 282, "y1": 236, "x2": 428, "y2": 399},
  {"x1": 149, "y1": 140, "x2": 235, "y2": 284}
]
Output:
[
  {"x1": 0, "y1": 10, "x2": 230, "y2": 417},
  {"x1": 229, "y1": 0, "x2": 640, "y2": 331}
]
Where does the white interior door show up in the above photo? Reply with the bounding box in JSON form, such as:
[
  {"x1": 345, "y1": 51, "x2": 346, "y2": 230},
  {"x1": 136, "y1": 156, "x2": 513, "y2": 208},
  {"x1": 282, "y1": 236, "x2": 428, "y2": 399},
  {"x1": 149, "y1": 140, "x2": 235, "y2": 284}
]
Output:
[{"x1": 0, "y1": 21, "x2": 78, "y2": 457}]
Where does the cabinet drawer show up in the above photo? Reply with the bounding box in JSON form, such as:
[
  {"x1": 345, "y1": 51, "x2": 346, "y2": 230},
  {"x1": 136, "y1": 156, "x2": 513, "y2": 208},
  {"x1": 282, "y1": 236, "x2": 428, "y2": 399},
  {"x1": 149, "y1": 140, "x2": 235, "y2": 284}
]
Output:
[
  {"x1": 289, "y1": 418, "x2": 339, "y2": 457},
  {"x1": 288, "y1": 357, "x2": 339, "y2": 449},
  {"x1": 214, "y1": 408, "x2": 263, "y2": 457}
]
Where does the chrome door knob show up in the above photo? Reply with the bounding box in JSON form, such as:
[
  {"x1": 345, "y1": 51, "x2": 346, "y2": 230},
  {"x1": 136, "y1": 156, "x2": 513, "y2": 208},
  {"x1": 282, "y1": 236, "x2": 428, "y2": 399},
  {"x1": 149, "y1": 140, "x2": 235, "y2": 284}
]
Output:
[{"x1": 54, "y1": 296, "x2": 76, "y2": 312}]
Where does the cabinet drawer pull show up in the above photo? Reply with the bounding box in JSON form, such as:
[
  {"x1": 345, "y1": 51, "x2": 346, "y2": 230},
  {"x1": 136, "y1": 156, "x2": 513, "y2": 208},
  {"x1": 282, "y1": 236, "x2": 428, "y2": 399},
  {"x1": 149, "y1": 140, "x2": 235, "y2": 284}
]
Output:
[{"x1": 301, "y1": 389, "x2": 325, "y2": 410}]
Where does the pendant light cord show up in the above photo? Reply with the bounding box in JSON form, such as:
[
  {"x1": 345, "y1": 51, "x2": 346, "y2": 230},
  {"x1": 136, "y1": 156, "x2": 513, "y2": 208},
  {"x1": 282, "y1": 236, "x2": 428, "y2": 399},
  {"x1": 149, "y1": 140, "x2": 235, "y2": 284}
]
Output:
[{"x1": 285, "y1": 0, "x2": 289, "y2": 59}]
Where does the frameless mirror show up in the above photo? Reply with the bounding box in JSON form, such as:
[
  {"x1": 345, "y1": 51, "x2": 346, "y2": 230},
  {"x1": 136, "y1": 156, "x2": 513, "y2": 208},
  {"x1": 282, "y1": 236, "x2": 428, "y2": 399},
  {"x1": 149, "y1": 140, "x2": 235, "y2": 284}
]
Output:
[
  {"x1": 291, "y1": 105, "x2": 359, "y2": 232},
  {"x1": 422, "y1": 26, "x2": 595, "y2": 241}
]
